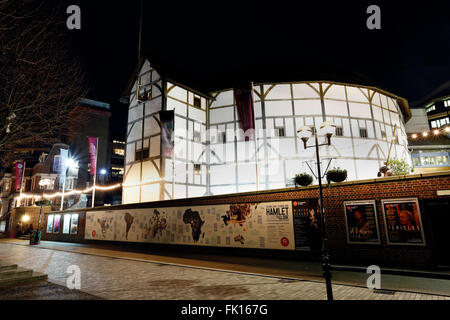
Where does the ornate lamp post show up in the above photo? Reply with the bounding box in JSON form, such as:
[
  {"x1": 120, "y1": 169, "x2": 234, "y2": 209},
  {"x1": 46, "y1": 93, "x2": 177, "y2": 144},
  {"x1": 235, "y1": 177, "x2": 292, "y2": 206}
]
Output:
[{"x1": 297, "y1": 121, "x2": 336, "y2": 301}]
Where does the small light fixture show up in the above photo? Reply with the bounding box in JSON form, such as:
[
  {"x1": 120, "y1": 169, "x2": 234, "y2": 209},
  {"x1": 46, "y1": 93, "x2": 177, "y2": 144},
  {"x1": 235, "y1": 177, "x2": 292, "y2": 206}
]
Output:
[
  {"x1": 422, "y1": 132, "x2": 428, "y2": 137},
  {"x1": 22, "y1": 215, "x2": 30, "y2": 223},
  {"x1": 411, "y1": 133, "x2": 417, "y2": 139},
  {"x1": 297, "y1": 126, "x2": 313, "y2": 148},
  {"x1": 433, "y1": 129, "x2": 440, "y2": 136},
  {"x1": 100, "y1": 169, "x2": 107, "y2": 175},
  {"x1": 445, "y1": 127, "x2": 450, "y2": 133}
]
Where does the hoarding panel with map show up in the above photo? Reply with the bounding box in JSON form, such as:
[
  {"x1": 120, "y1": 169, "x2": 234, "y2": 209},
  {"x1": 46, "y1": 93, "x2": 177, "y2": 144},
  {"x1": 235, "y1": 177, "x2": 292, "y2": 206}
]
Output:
[{"x1": 85, "y1": 201, "x2": 295, "y2": 250}]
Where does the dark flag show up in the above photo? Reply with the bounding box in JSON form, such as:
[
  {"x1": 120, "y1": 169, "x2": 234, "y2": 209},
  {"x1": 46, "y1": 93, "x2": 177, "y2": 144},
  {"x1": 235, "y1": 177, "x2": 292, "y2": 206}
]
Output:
[
  {"x1": 160, "y1": 110, "x2": 175, "y2": 157},
  {"x1": 234, "y1": 83, "x2": 255, "y2": 141}
]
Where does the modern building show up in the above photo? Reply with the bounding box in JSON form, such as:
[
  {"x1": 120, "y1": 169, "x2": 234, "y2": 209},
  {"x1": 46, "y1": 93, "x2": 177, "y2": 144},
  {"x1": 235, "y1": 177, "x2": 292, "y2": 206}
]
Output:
[
  {"x1": 407, "y1": 82, "x2": 450, "y2": 174},
  {"x1": 121, "y1": 56, "x2": 412, "y2": 204}
]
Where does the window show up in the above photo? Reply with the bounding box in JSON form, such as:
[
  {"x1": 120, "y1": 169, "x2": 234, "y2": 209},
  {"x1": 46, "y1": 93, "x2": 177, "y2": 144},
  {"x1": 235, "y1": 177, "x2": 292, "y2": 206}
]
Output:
[
  {"x1": 426, "y1": 105, "x2": 436, "y2": 113},
  {"x1": 193, "y1": 97, "x2": 201, "y2": 108},
  {"x1": 193, "y1": 130, "x2": 201, "y2": 142},
  {"x1": 275, "y1": 126, "x2": 285, "y2": 137},
  {"x1": 412, "y1": 157, "x2": 420, "y2": 167},
  {"x1": 47, "y1": 214, "x2": 61, "y2": 233},
  {"x1": 111, "y1": 167, "x2": 124, "y2": 176},
  {"x1": 381, "y1": 131, "x2": 386, "y2": 140},
  {"x1": 135, "y1": 148, "x2": 149, "y2": 161},
  {"x1": 194, "y1": 164, "x2": 201, "y2": 175},
  {"x1": 113, "y1": 148, "x2": 125, "y2": 156},
  {"x1": 445, "y1": 100, "x2": 450, "y2": 107},
  {"x1": 219, "y1": 132, "x2": 226, "y2": 143},
  {"x1": 63, "y1": 213, "x2": 79, "y2": 235},
  {"x1": 359, "y1": 128, "x2": 368, "y2": 138},
  {"x1": 59, "y1": 178, "x2": 73, "y2": 190},
  {"x1": 335, "y1": 127, "x2": 343, "y2": 137},
  {"x1": 53, "y1": 155, "x2": 61, "y2": 173},
  {"x1": 431, "y1": 121, "x2": 438, "y2": 128}
]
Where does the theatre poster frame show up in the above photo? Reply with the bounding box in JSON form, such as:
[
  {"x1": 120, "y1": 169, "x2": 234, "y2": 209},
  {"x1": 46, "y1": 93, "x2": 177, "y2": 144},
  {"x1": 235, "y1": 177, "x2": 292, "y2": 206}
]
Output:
[
  {"x1": 343, "y1": 200, "x2": 381, "y2": 245},
  {"x1": 381, "y1": 198, "x2": 426, "y2": 246}
]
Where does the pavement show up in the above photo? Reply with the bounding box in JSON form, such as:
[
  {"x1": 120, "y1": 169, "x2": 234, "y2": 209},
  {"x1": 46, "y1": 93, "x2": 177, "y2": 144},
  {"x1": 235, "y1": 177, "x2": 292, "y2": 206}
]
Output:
[{"x1": 0, "y1": 238, "x2": 449, "y2": 300}]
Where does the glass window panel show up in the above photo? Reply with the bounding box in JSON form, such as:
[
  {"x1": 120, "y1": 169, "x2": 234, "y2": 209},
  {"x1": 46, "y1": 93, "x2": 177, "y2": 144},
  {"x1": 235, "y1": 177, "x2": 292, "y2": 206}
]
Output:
[
  {"x1": 46, "y1": 215, "x2": 54, "y2": 233},
  {"x1": 63, "y1": 215, "x2": 71, "y2": 234},
  {"x1": 70, "y1": 214, "x2": 79, "y2": 234},
  {"x1": 413, "y1": 157, "x2": 420, "y2": 167}
]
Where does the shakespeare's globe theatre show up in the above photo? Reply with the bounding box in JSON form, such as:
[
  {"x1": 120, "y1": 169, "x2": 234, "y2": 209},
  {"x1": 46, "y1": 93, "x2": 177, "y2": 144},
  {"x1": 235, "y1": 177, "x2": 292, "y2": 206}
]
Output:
[{"x1": 122, "y1": 58, "x2": 411, "y2": 204}]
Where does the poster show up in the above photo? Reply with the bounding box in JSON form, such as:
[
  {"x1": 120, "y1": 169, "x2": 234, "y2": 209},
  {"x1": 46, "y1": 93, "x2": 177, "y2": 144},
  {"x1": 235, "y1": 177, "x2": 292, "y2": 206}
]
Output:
[
  {"x1": 292, "y1": 199, "x2": 321, "y2": 251},
  {"x1": 70, "y1": 214, "x2": 79, "y2": 234},
  {"x1": 53, "y1": 214, "x2": 61, "y2": 233},
  {"x1": 344, "y1": 200, "x2": 380, "y2": 244},
  {"x1": 63, "y1": 214, "x2": 71, "y2": 234},
  {"x1": 85, "y1": 201, "x2": 295, "y2": 250},
  {"x1": 46, "y1": 215, "x2": 54, "y2": 233},
  {"x1": 381, "y1": 198, "x2": 425, "y2": 245}
]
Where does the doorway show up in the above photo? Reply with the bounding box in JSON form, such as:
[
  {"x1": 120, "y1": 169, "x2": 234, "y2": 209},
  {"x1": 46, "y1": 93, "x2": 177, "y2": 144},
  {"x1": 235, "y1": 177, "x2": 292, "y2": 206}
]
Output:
[{"x1": 425, "y1": 198, "x2": 450, "y2": 267}]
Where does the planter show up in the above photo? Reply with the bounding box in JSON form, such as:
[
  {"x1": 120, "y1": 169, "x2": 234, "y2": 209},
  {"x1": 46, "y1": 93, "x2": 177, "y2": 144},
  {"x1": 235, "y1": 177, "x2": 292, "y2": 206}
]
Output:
[
  {"x1": 29, "y1": 230, "x2": 41, "y2": 245},
  {"x1": 326, "y1": 168, "x2": 347, "y2": 183},
  {"x1": 293, "y1": 173, "x2": 314, "y2": 187}
]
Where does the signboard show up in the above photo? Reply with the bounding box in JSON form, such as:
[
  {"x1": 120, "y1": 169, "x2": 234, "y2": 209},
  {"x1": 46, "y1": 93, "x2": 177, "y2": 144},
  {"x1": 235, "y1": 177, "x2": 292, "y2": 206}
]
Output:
[
  {"x1": 85, "y1": 201, "x2": 295, "y2": 250},
  {"x1": 343, "y1": 200, "x2": 381, "y2": 244},
  {"x1": 292, "y1": 199, "x2": 321, "y2": 251},
  {"x1": 381, "y1": 198, "x2": 425, "y2": 245}
]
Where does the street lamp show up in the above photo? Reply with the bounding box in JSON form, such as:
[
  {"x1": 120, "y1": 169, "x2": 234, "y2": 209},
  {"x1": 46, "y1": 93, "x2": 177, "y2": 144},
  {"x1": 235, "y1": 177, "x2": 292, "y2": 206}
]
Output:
[
  {"x1": 297, "y1": 121, "x2": 336, "y2": 301},
  {"x1": 61, "y1": 158, "x2": 78, "y2": 211}
]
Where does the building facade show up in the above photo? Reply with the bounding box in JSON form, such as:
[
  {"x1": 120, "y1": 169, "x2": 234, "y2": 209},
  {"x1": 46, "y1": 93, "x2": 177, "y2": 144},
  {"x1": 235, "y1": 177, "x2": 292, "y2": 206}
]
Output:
[{"x1": 122, "y1": 58, "x2": 412, "y2": 204}]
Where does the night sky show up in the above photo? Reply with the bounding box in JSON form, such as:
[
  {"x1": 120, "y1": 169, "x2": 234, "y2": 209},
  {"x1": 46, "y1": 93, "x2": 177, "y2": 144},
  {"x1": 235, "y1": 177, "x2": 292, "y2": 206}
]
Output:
[{"x1": 63, "y1": 0, "x2": 450, "y2": 138}]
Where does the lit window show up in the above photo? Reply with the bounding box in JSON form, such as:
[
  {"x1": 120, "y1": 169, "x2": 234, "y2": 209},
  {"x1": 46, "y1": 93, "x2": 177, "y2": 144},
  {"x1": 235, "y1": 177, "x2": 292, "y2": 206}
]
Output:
[
  {"x1": 112, "y1": 167, "x2": 124, "y2": 175},
  {"x1": 426, "y1": 105, "x2": 436, "y2": 113},
  {"x1": 381, "y1": 131, "x2": 386, "y2": 140},
  {"x1": 431, "y1": 121, "x2": 437, "y2": 128},
  {"x1": 113, "y1": 148, "x2": 125, "y2": 156},
  {"x1": 194, "y1": 164, "x2": 201, "y2": 175},
  {"x1": 412, "y1": 157, "x2": 420, "y2": 167},
  {"x1": 444, "y1": 100, "x2": 450, "y2": 107}
]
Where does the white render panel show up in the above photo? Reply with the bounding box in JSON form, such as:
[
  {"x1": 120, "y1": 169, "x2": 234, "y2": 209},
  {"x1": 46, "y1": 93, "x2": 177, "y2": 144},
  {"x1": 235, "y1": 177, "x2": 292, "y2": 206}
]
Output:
[
  {"x1": 210, "y1": 107, "x2": 235, "y2": 124},
  {"x1": 168, "y1": 85, "x2": 187, "y2": 102},
  {"x1": 128, "y1": 121, "x2": 142, "y2": 142},
  {"x1": 346, "y1": 86, "x2": 368, "y2": 102},
  {"x1": 265, "y1": 84, "x2": 291, "y2": 100},
  {"x1": 128, "y1": 105, "x2": 143, "y2": 123},
  {"x1": 324, "y1": 84, "x2": 346, "y2": 100},
  {"x1": 145, "y1": 97, "x2": 162, "y2": 115},
  {"x1": 348, "y1": 102, "x2": 372, "y2": 119},
  {"x1": 212, "y1": 90, "x2": 233, "y2": 108},
  {"x1": 292, "y1": 83, "x2": 319, "y2": 98},
  {"x1": 265, "y1": 101, "x2": 292, "y2": 116},
  {"x1": 324, "y1": 99, "x2": 349, "y2": 116},
  {"x1": 294, "y1": 99, "x2": 322, "y2": 115}
]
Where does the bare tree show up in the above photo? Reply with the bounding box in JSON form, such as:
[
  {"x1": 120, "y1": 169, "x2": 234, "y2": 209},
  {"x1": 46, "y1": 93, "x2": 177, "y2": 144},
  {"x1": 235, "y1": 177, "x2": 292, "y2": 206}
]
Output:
[{"x1": 0, "y1": 0, "x2": 88, "y2": 169}]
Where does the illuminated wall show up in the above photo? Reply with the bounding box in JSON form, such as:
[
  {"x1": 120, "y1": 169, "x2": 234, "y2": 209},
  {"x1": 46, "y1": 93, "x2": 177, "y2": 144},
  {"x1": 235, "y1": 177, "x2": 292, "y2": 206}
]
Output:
[{"x1": 124, "y1": 59, "x2": 411, "y2": 203}]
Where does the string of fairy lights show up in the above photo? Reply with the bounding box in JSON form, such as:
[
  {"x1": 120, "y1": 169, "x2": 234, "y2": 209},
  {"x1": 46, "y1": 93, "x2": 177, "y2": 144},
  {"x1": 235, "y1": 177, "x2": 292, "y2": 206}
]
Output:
[{"x1": 409, "y1": 126, "x2": 450, "y2": 139}]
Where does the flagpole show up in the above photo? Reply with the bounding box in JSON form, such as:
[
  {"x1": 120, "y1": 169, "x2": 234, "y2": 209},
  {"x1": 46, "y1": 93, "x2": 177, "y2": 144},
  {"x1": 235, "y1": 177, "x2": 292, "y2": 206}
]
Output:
[{"x1": 92, "y1": 138, "x2": 98, "y2": 208}]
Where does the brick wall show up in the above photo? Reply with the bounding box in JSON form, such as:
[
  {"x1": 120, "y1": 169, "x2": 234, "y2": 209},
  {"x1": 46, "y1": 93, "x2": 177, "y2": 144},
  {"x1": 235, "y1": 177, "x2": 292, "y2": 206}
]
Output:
[{"x1": 41, "y1": 172, "x2": 450, "y2": 269}]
